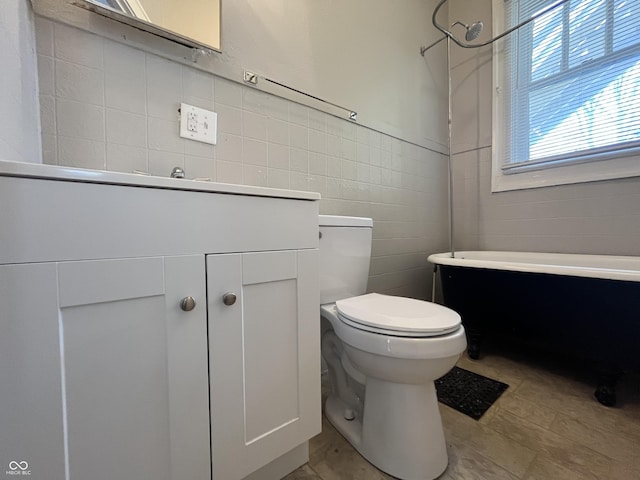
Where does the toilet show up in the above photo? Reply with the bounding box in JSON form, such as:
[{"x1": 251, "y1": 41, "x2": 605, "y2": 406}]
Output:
[{"x1": 319, "y1": 215, "x2": 466, "y2": 480}]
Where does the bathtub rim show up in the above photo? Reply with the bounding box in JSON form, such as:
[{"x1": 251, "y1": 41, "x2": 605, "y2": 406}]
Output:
[{"x1": 427, "y1": 251, "x2": 640, "y2": 283}]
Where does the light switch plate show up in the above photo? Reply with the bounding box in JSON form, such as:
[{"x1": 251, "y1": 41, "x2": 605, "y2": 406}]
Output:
[{"x1": 179, "y1": 103, "x2": 217, "y2": 145}]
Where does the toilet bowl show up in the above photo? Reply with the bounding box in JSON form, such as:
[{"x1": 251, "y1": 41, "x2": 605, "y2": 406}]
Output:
[{"x1": 319, "y1": 216, "x2": 466, "y2": 480}]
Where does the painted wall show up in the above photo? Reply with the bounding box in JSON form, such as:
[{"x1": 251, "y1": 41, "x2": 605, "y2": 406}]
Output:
[
  {"x1": 31, "y1": 0, "x2": 449, "y2": 152},
  {"x1": 33, "y1": 16, "x2": 450, "y2": 300},
  {"x1": 448, "y1": 0, "x2": 640, "y2": 255},
  {"x1": 0, "y1": 0, "x2": 42, "y2": 163},
  {"x1": 218, "y1": 0, "x2": 449, "y2": 152}
]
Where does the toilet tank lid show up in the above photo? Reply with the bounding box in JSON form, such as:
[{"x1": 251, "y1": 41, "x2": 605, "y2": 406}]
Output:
[{"x1": 319, "y1": 215, "x2": 373, "y2": 227}]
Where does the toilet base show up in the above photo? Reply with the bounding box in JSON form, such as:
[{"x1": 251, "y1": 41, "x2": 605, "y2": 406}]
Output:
[
  {"x1": 325, "y1": 395, "x2": 363, "y2": 446},
  {"x1": 325, "y1": 378, "x2": 448, "y2": 480}
]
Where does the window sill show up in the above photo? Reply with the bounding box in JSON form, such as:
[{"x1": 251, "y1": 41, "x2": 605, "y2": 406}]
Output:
[{"x1": 491, "y1": 151, "x2": 640, "y2": 192}]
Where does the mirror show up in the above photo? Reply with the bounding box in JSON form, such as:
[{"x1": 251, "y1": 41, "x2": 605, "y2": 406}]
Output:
[{"x1": 73, "y1": 0, "x2": 220, "y2": 51}]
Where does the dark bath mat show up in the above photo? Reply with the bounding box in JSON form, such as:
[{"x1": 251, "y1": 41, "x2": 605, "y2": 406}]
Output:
[{"x1": 435, "y1": 367, "x2": 508, "y2": 420}]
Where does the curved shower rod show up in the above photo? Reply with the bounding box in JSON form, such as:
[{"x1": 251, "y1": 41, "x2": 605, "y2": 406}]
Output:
[
  {"x1": 422, "y1": 0, "x2": 573, "y2": 260},
  {"x1": 421, "y1": 0, "x2": 572, "y2": 56}
]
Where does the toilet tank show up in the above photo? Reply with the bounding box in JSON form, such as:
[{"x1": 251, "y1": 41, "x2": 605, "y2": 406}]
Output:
[{"x1": 319, "y1": 215, "x2": 373, "y2": 305}]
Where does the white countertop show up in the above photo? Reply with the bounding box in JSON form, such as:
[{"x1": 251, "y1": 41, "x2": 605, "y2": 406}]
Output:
[{"x1": 0, "y1": 160, "x2": 321, "y2": 201}]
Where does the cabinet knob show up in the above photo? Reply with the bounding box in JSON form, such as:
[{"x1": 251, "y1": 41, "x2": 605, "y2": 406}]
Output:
[
  {"x1": 180, "y1": 296, "x2": 197, "y2": 311},
  {"x1": 222, "y1": 293, "x2": 237, "y2": 306}
]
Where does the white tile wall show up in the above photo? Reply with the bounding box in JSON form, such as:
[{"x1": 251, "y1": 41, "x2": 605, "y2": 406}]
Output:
[
  {"x1": 448, "y1": 2, "x2": 640, "y2": 258},
  {"x1": 34, "y1": 18, "x2": 450, "y2": 300},
  {"x1": 452, "y1": 147, "x2": 640, "y2": 256}
]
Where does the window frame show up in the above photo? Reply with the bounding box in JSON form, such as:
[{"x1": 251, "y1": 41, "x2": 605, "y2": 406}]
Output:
[{"x1": 491, "y1": 0, "x2": 640, "y2": 192}]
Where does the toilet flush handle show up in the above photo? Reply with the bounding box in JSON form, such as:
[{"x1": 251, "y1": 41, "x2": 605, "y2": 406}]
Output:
[{"x1": 222, "y1": 292, "x2": 237, "y2": 306}]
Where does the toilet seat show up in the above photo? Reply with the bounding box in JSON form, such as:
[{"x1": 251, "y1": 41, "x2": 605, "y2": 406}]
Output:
[{"x1": 335, "y1": 293, "x2": 461, "y2": 338}]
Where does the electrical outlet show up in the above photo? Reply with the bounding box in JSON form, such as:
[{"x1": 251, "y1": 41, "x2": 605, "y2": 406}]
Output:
[
  {"x1": 179, "y1": 103, "x2": 217, "y2": 145},
  {"x1": 187, "y1": 112, "x2": 198, "y2": 132}
]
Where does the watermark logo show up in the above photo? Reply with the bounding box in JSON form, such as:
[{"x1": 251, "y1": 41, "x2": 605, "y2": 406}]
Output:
[{"x1": 5, "y1": 461, "x2": 30, "y2": 476}]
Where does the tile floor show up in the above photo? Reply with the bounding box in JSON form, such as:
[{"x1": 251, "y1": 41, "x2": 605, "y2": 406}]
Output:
[{"x1": 286, "y1": 344, "x2": 640, "y2": 479}]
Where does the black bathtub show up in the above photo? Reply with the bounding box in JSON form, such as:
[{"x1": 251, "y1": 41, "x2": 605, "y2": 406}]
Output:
[{"x1": 428, "y1": 251, "x2": 640, "y2": 406}]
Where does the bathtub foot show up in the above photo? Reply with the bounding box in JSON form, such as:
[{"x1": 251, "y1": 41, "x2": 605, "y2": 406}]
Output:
[
  {"x1": 594, "y1": 368, "x2": 622, "y2": 407},
  {"x1": 466, "y1": 331, "x2": 482, "y2": 360},
  {"x1": 467, "y1": 343, "x2": 480, "y2": 360},
  {"x1": 595, "y1": 385, "x2": 616, "y2": 407}
]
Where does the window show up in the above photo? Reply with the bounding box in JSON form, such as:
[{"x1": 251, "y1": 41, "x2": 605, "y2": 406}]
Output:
[{"x1": 492, "y1": 0, "x2": 640, "y2": 191}]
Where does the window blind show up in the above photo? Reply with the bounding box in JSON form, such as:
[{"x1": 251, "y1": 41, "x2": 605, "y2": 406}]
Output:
[{"x1": 497, "y1": 0, "x2": 640, "y2": 173}]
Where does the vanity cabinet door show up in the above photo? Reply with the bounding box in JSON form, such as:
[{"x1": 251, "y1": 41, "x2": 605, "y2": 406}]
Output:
[
  {"x1": 1, "y1": 263, "x2": 67, "y2": 480},
  {"x1": 207, "y1": 250, "x2": 320, "y2": 480},
  {"x1": 0, "y1": 256, "x2": 210, "y2": 480}
]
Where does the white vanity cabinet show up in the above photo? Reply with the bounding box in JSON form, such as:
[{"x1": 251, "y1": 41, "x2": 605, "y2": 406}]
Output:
[
  {"x1": 0, "y1": 256, "x2": 211, "y2": 480},
  {"x1": 208, "y1": 250, "x2": 319, "y2": 480},
  {"x1": 0, "y1": 162, "x2": 320, "y2": 480}
]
